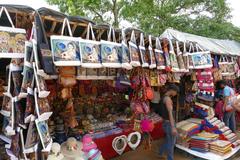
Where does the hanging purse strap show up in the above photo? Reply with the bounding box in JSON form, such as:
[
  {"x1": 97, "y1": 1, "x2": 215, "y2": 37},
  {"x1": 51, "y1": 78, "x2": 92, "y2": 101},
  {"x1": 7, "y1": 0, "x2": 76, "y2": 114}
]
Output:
[
  {"x1": 86, "y1": 23, "x2": 96, "y2": 40},
  {"x1": 155, "y1": 37, "x2": 162, "y2": 51},
  {"x1": 189, "y1": 43, "x2": 194, "y2": 53},
  {"x1": 140, "y1": 33, "x2": 145, "y2": 47},
  {"x1": 195, "y1": 43, "x2": 204, "y2": 52},
  {"x1": 148, "y1": 35, "x2": 152, "y2": 49},
  {"x1": 61, "y1": 18, "x2": 73, "y2": 37},
  {"x1": 176, "y1": 41, "x2": 182, "y2": 55},
  {"x1": 130, "y1": 30, "x2": 136, "y2": 44},
  {"x1": 107, "y1": 26, "x2": 116, "y2": 42},
  {"x1": 0, "y1": 7, "x2": 15, "y2": 28},
  {"x1": 121, "y1": 29, "x2": 127, "y2": 44},
  {"x1": 168, "y1": 39, "x2": 175, "y2": 54}
]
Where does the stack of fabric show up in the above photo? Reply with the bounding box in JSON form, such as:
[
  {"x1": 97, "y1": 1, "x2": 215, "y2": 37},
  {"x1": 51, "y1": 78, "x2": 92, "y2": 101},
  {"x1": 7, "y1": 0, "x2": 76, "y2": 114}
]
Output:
[
  {"x1": 176, "y1": 120, "x2": 202, "y2": 147},
  {"x1": 177, "y1": 121, "x2": 201, "y2": 138},
  {"x1": 193, "y1": 102, "x2": 210, "y2": 118},
  {"x1": 189, "y1": 132, "x2": 219, "y2": 153},
  {"x1": 209, "y1": 140, "x2": 232, "y2": 155}
]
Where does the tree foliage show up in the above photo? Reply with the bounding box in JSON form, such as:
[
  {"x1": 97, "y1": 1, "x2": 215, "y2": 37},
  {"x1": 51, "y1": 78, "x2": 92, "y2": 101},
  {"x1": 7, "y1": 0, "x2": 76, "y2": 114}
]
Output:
[{"x1": 47, "y1": 0, "x2": 240, "y2": 41}]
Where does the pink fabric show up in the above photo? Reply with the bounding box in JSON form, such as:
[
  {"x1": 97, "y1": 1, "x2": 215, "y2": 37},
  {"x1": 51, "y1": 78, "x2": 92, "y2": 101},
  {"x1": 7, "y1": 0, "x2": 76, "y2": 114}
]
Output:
[{"x1": 215, "y1": 100, "x2": 224, "y2": 120}]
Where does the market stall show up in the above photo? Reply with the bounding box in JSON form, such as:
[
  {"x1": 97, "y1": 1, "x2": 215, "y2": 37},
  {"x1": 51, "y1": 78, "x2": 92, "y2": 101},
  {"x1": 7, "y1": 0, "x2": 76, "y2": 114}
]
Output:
[{"x1": 1, "y1": 4, "x2": 240, "y2": 160}]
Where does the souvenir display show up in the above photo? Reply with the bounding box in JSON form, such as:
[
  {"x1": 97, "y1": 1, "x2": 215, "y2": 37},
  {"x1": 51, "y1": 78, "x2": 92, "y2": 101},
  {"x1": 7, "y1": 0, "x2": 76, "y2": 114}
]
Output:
[
  {"x1": 23, "y1": 120, "x2": 39, "y2": 153},
  {"x1": 100, "y1": 26, "x2": 121, "y2": 68},
  {"x1": 148, "y1": 35, "x2": 156, "y2": 69},
  {"x1": 98, "y1": 68, "x2": 108, "y2": 79},
  {"x1": 33, "y1": 62, "x2": 50, "y2": 98},
  {"x1": 35, "y1": 118, "x2": 52, "y2": 149},
  {"x1": 34, "y1": 88, "x2": 52, "y2": 121},
  {"x1": 129, "y1": 30, "x2": 141, "y2": 67},
  {"x1": 127, "y1": 131, "x2": 141, "y2": 150},
  {"x1": 51, "y1": 18, "x2": 81, "y2": 66},
  {"x1": 121, "y1": 29, "x2": 132, "y2": 70},
  {"x1": 176, "y1": 41, "x2": 186, "y2": 72},
  {"x1": 112, "y1": 135, "x2": 127, "y2": 155},
  {"x1": 61, "y1": 137, "x2": 84, "y2": 159},
  {"x1": 86, "y1": 68, "x2": 99, "y2": 80},
  {"x1": 32, "y1": 39, "x2": 48, "y2": 77},
  {"x1": 182, "y1": 42, "x2": 189, "y2": 71},
  {"x1": 24, "y1": 90, "x2": 34, "y2": 123},
  {"x1": 80, "y1": 23, "x2": 102, "y2": 68},
  {"x1": 77, "y1": 67, "x2": 87, "y2": 80},
  {"x1": 191, "y1": 44, "x2": 212, "y2": 69},
  {"x1": 0, "y1": 7, "x2": 26, "y2": 58},
  {"x1": 162, "y1": 39, "x2": 171, "y2": 71},
  {"x1": 47, "y1": 143, "x2": 64, "y2": 160},
  {"x1": 168, "y1": 39, "x2": 179, "y2": 72},
  {"x1": 1, "y1": 95, "x2": 12, "y2": 117},
  {"x1": 139, "y1": 33, "x2": 149, "y2": 67},
  {"x1": 155, "y1": 37, "x2": 165, "y2": 70}
]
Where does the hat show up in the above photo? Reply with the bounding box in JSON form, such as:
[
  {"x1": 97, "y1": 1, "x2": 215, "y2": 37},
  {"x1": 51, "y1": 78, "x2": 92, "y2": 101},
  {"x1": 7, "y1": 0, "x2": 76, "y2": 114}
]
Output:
[
  {"x1": 61, "y1": 137, "x2": 84, "y2": 158},
  {"x1": 82, "y1": 134, "x2": 97, "y2": 152},
  {"x1": 85, "y1": 148, "x2": 102, "y2": 160}
]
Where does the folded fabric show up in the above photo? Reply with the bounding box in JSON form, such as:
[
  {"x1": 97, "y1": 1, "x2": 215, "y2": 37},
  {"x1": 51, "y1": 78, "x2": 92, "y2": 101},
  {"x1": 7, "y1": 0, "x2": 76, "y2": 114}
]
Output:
[{"x1": 190, "y1": 147, "x2": 209, "y2": 152}]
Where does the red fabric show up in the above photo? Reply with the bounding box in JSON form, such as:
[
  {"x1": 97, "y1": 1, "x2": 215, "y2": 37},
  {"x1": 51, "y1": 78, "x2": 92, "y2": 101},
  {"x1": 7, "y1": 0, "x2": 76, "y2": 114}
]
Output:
[
  {"x1": 94, "y1": 121, "x2": 164, "y2": 160},
  {"x1": 215, "y1": 100, "x2": 224, "y2": 120}
]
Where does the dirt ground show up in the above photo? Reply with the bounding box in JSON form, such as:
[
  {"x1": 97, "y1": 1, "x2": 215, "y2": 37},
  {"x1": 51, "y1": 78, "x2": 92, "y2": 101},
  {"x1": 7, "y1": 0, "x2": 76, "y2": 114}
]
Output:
[{"x1": 112, "y1": 139, "x2": 240, "y2": 160}]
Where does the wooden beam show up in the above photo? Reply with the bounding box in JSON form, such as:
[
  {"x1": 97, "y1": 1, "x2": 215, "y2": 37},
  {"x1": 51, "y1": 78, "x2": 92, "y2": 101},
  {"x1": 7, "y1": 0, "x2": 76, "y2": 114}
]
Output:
[{"x1": 50, "y1": 21, "x2": 57, "y2": 33}]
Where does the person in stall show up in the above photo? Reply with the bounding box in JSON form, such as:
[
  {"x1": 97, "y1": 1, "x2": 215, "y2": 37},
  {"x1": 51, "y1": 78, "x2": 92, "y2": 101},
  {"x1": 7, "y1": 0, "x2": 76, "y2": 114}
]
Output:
[
  {"x1": 219, "y1": 80, "x2": 237, "y2": 132},
  {"x1": 157, "y1": 84, "x2": 179, "y2": 160},
  {"x1": 214, "y1": 94, "x2": 224, "y2": 121}
]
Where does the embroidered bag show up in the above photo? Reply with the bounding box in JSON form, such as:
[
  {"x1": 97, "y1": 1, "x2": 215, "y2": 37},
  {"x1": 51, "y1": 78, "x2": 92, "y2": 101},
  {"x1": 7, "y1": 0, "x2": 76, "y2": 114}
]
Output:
[
  {"x1": 129, "y1": 30, "x2": 141, "y2": 67},
  {"x1": 0, "y1": 7, "x2": 26, "y2": 58},
  {"x1": 121, "y1": 29, "x2": 132, "y2": 70},
  {"x1": 139, "y1": 33, "x2": 149, "y2": 67},
  {"x1": 148, "y1": 35, "x2": 156, "y2": 69},
  {"x1": 155, "y1": 38, "x2": 165, "y2": 70},
  {"x1": 168, "y1": 39, "x2": 179, "y2": 72},
  {"x1": 101, "y1": 26, "x2": 121, "y2": 68},
  {"x1": 80, "y1": 23, "x2": 102, "y2": 68},
  {"x1": 51, "y1": 18, "x2": 81, "y2": 66}
]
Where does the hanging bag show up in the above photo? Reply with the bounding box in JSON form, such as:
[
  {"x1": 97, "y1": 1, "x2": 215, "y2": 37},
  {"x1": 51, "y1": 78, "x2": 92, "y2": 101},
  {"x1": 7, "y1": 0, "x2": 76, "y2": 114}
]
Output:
[
  {"x1": 121, "y1": 29, "x2": 132, "y2": 70},
  {"x1": 101, "y1": 26, "x2": 121, "y2": 68},
  {"x1": 155, "y1": 38, "x2": 165, "y2": 70},
  {"x1": 182, "y1": 42, "x2": 189, "y2": 71},
  {"x1": 162, "y1": 39, "x2": 171, "y2": 71},
  {"x1": 168, "y1": 39, "x2": 179, "y2": 72},
  {"x1": 148, "y1": 35, "x2": 156, "y2": 69},
  {"x1": 191, "y1": 44, "x2": 212, "y2": 69},
  {"x1": 139, "y1": 33, "x2": 149, "y2": 67},
  {"x1": 188, "y1": 43, "x2": 194, "y2": 69},
  {"x1": 80, "y1": 23, "x2": 102, "y2": 68},
  {"x1": 129, "y1": 30, "x2": 141, "y2": 67},
  {"x1": 0, "y1": 7, "x2": 26, "y2": 58},
  {"x1": 176, "y1": 41, "x2": 186, "y2": 72},
  {"x1": 50, "y1": 18, "x2": 81, "y2": 66}
]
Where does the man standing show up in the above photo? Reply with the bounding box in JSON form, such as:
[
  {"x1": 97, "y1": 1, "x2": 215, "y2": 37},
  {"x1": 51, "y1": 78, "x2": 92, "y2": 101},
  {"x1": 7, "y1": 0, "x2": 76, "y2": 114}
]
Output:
[
  {"x1": 158, "y1": 84, "x2": 179, "y2": 160},
  {"x1": 219, "y1": 80, "x2": 236, "y2": 132}
]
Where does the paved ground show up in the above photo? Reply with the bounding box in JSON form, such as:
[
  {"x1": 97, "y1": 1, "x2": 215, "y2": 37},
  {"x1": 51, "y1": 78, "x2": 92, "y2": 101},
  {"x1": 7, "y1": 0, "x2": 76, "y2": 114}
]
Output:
[{"x1": 113, "y1": 139, "x2": 240, "y2": 160}]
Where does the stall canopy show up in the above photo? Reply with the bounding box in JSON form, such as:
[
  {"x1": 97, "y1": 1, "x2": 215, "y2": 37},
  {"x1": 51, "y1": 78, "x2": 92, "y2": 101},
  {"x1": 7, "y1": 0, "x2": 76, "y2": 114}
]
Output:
[{"x1": 160, "y1": 28, "x2": 240, "y2": 56}]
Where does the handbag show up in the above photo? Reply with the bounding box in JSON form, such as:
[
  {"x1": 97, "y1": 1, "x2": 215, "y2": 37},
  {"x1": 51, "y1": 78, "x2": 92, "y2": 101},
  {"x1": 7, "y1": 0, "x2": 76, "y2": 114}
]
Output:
[
  {"x1": 148, "y1": 35, "x2": 156, "y2": 69},
  {"x1": 183, "y1": 42, "x2": 190, "y2": 71},
  {"x1": 168, "y1": 39, "x2": 179, "y2": 72},
  {"x1": 191, "y1": 44, "x2": 212, "y2": 69},
  {"x1": 155, "y1": 38, "x2": 165, "y2": 70},
  {"x1": 188, "y1": 43, "x2": 194, "y2": 69},
  {"x1": 139, "y1": 33, "x2": 149, "y2": 67},
  {"x1": 176, "y1": 41, "x2": 186, "y2": 72},
  {"x1": 35, "y1": 14, "x2": 56, "y2": 75},
  {"x1": 129, "y1": 30, "x2": 141, "y2": 67},
  {"x1": 50, "y1": 18, "x2": 81, "y2": 66},
  {"x1": 121, "y1": 29, "x2": 132, "y2": 70},
  {"x1": 101, "y1": 26, "x2": 121, "y2": 68},
  {"x1": 0, "y1": 7, "x2": 26, "y2": 58},
  {"x1": 80, "y1": 23, "x2": 102, "y2": 68},
  {"x1": 162, "y1": 39, "x2": 171, "y2": 71}
]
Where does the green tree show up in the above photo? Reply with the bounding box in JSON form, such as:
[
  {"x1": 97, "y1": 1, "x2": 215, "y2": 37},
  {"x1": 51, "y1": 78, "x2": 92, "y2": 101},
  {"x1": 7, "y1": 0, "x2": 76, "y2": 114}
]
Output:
[
  {"x1": 47, "y1": 0, "x2": 240, "y2": 41},
  {"x1": 47, "y1": 0, "x2": 128, "y2": 27}
]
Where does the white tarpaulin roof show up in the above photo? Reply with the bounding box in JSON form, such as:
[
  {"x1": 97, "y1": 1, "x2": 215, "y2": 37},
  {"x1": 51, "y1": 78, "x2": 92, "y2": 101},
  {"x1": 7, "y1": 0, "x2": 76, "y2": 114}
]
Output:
[{"x1": 160, "y1": 28, "x2": 240, "y2": 56}]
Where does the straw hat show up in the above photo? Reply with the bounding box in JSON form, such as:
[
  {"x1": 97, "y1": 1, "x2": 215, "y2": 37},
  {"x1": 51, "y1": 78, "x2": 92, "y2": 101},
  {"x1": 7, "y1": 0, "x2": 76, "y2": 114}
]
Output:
[{"x1": 61, "y1": 137, "x2": 84, "y2": 158}]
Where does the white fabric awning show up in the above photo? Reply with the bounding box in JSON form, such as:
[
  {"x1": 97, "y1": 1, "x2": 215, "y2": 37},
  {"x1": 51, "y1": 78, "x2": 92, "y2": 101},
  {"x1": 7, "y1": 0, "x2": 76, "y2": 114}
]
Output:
[{"x1": 160, "y1": 28, "x2": 240, "y2": 56}]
